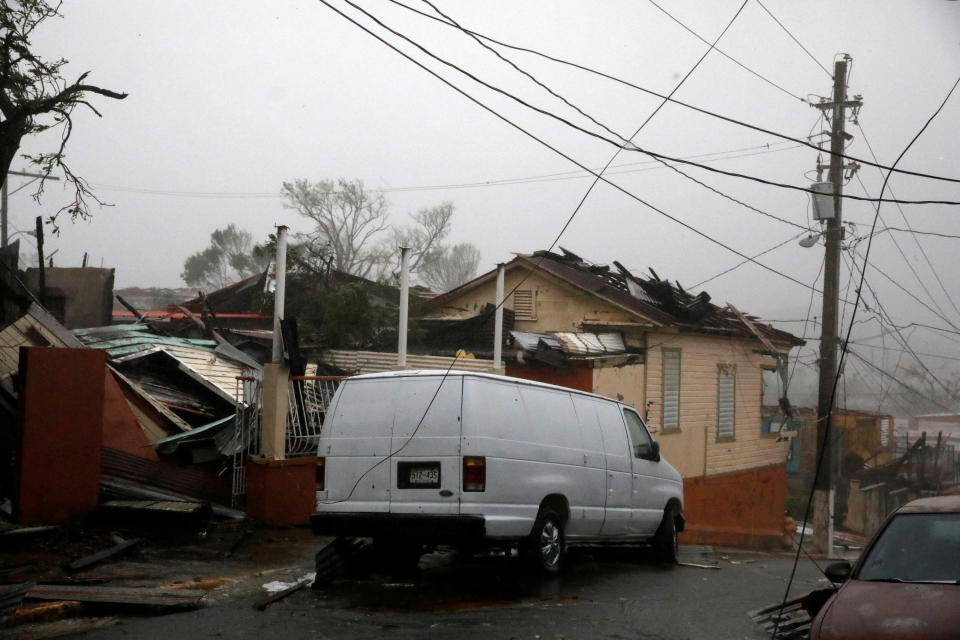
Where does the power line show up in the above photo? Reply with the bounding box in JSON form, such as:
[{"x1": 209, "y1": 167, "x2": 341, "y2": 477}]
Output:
[
  {"x1": 691, "y1": 231, "x2": 807, "y2": 288},
  {"x1": 320, "y1": 0, "x2": 850, "y2": 301},
  {"x1": 386, "y1": 0, "x2": 960, "y2": 186},
  {"x1": 856, "y1": 121, "x2": 960, "y2": 321},
  {"x1": 84, "y1": 142, "x2": 802, "y2": 199},
  {"x1": 850, "y1": 341, "x2": 960, "y2": 363},
  {"x1": 415, "y1": 0, "x2": 810, "y2": 234},
  {"x1": 645, "y1": 0, "x2": 808, "y2": 103},
  {"x1": 847, "y1": 350, "x2": 954, "y2": 412},
  {"x1": 752, "y1": 0, "x2": 832, "y2": 77}
]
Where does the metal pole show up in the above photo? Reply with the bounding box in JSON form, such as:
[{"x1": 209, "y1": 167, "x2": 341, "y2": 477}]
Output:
[
  {"x1": 493, "y1": 263, "x2": 504, "y2": 370},
  {"x1": 398, "y1": 247, "x2": 410, "y2": 368},
  {"x1": 813, "y1": 58, "x2": 849, "y2": 555},
  {"x1": 1, "y1": 178, "x2": 7, "y2": 248},
  {"x1": 271, "y1": 226, "x2": 288, "y2": 364},
  {"x1": 35, "y1": 216, "x2": 45, "y2": 306}
]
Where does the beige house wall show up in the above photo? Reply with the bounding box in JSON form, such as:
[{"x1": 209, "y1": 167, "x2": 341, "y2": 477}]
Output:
[
  {"x1": 428, "y1": 266, "x2": 640, "y2": 332},
  {"x1": 645, "y1": 332, "x2": 790, "y2": 479},
  {"x1": 592, "y1": 363, "x2": 645, "y2": 413}
]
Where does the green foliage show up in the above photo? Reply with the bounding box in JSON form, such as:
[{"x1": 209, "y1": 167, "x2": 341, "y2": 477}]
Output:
[{"x1": 286, "y1": 280, "x2": 394, "y2": 350}]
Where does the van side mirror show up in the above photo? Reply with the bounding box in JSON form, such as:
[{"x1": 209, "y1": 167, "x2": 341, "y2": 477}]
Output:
[
  {"x1": 650, "y1": 441, "x2": 661, "y2": 462},
  {"x1": 824, "y1": 561, "x2": 851, "y2": 584}
]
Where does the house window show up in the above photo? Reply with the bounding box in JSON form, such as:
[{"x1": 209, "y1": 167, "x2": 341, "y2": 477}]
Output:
[
  {"x1": 880, "y1": 418, "x2": 890, "y2": 447},
  {"x1": 512, "y1": 289, "x2": 536, "y2": 320},
  {"x1": 717, "y1": 364, "x2": 735, "y2": 440},
  {"x1": 662, "y1": 348, "x2": 680, "y2": 431}
]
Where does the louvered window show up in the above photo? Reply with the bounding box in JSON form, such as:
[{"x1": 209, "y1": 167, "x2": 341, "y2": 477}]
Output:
[
  {"x1": 880, "y1": 418, "x2": 890, "y2": 447},
  {"x1": 662, "y1": 349, "x2": 680, "y2": 431},
  {"x1": 717, "y1": 365, "x2": 735, "y2": 440},
  {"x1": 513, "y1": 289, "x2": 536, "y2": 320}
]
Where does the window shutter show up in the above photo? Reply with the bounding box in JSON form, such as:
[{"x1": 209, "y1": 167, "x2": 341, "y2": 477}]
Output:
[
  {"x1": 513, "y1": 289, "x2": 536, "y2": 320},
  {"x1": 880, "y1": 418, "x2": 890, "y2": 447},
  {"x1": 662, "y1": 349, "x2": 680, "y2": 430},
  {"x1": 717, "y1": 366, "x2": 735, "y2": 439}
]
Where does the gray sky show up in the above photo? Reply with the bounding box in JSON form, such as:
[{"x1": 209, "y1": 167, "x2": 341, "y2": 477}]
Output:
[{"x1": 8, "y1": 1, "x2": 960, "y2": 404}]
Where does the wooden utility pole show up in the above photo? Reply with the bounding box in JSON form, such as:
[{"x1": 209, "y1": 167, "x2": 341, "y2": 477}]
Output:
[{"x1": 811, "y1": 55, "x2": 862, "y2": 555}]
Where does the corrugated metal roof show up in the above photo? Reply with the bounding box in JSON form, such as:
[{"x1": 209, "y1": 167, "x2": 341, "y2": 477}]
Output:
[
  {"x1": 512, "y1": 330, "x2": 626, "y2": 357},
  {"x1": 159, "y1": 345, "x2": 247, "y2": 403},
  {"x1": 322, "y1": 349, "x2": 502, "y2": 375}
]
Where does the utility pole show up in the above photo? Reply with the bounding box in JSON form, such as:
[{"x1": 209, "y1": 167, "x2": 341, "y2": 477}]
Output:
[{"x1": 810, "y1": 55, "x2": 862, "y2": 555}]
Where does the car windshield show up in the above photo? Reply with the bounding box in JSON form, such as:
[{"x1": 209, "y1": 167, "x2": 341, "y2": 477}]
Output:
[{"x1": 857, "y1": 512, "x2": 960, "y2": 583}]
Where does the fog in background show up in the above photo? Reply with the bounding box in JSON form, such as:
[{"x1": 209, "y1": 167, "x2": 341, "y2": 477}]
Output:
[{"x1": 7, "y1": 1, "x2": 960, "y2": 413}]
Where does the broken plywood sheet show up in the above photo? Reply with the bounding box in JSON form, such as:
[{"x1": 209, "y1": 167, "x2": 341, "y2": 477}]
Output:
[{"x1": 109, "y1": 367, "x2": 192, "y2": 434}]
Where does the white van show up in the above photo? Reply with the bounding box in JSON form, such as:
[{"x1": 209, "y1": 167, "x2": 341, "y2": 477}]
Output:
[{"x1": 311, "y1": 370, "x2": 684, "y2": 573}]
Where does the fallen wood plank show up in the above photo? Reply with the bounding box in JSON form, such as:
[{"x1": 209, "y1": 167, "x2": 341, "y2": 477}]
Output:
[
  {"x1": 677, "y1": 561, "x2": 720, "y2": 570},
  {"x1": 8, "y1": 616, "x2": 119, "y2": 640},
  {"x1": 64, "y1": 537, "x2": 142, "y2": 573},
  {"x1": 26, "y1": 585, "x2": 206, "y2": 609},
  {"x1": 6, "y1": 601, "x2": 86, "y2": 626}
]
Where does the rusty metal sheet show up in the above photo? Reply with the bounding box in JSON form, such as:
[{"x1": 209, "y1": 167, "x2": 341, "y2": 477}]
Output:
[{"x1": 26, "y1": 585, "x2": 206, "y2": 608}]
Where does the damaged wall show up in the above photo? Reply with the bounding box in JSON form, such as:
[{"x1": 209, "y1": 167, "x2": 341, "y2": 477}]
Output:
[{"x1": 23, "y1": 267, "x2": 114, "y2": 329}]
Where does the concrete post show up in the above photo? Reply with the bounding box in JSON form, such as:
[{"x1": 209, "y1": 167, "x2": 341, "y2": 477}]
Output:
[
  {"x1": 398, "y1": 246, "x2": 410, "y2": 369},
  {"x1": 271, "y1": 226, "x2": 288, "y2": 364},
  {"x1": 493, "y1": 263, "x2": 504, "y2": 369},
  {"x1": 260, "y1": 362, "x2": 289, "y2": 460}
]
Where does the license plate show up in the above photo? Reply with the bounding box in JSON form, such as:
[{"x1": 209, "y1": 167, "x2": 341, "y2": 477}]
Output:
[
  {"x1": 409, "y1": 467, "x2": 439, "y2": 484},
  {"x1": 398, "y1": 462, "x2": 441, "y2": 488}
]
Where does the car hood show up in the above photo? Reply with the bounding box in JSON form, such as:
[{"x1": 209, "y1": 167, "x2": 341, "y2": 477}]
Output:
[{"x1": 813, "y1": 579, "x2": 960, "y2": 640}]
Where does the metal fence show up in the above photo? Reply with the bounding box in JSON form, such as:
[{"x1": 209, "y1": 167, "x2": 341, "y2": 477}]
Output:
[
  {"x1": 287, "y1": 376, "x2": 345, "y2": 457},
  {"x1": 232, "y1": 375, "x2": 262, "y2": 508}
]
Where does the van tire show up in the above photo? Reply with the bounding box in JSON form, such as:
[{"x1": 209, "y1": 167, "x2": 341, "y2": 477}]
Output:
[
  {"x1": 654, "y1": 507, "x2": 679, "y2": 564},
  {"x1": 524, "y1": 509, "x2": 565, "y2": 575}
]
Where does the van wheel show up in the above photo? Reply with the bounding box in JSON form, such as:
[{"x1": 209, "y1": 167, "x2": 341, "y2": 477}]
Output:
[
  {"x1": 654, "y1": 507, "x2": 679, "y2": 564},
  {"x1": 524, "y1": 509, "x2": 565, "y2": 575}
]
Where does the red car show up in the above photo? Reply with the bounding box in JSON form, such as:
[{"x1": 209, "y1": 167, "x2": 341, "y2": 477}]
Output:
[{"x1": 810, "y1": 494, "x2": 960, "y2": 640}]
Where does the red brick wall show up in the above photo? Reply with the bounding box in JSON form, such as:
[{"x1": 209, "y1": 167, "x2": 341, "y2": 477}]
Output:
[
  {"x1": 15, "y1": 348, "x2": 106, "y2": 524},
  {"x1": 505, "y1": 363, "x2": 593, "y2": 392},
  {"x1": 680, "y1": 463, "x2": 787, "y2": 549}
]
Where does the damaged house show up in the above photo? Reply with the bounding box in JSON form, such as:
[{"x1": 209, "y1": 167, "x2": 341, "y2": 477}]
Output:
[{"x1": 418, "y1": 248, "x2": 805, "y2": 548}]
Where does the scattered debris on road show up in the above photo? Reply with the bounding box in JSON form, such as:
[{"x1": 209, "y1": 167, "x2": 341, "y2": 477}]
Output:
[
  {"x1": 253, "y1": 573, "x2": 315, "y2": 611},
  {"x1": 64, "y1": 536, "x2": 142, "y2": 573},
  {"x1": 25, "y1": 584, "x2": 207, "y2": 610},
  {"x1": 748, "y1": 589, "x2": 834, "y2": 640}
]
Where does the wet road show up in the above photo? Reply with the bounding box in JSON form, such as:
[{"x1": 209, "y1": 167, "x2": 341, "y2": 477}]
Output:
[{"x1": 76, "y1": 546, "x2": 828, "y2": 640}]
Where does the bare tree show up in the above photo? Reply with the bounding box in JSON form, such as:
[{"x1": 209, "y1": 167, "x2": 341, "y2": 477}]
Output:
[
  {"x1": 390, "y1": 202, "x2": 453, "y2": 272},
  {"x1": 1, "y1": 1, "x2": 127, "y2": 230},
  {"x1": 181, "y1": 224, "x2": 268, "y2": 290},
  {"x1": 419, "y1": 242, "x2": 482, "y2": 292},
  {"x1": 282, "y1": 178, "x2": 389, "y2": 279}
]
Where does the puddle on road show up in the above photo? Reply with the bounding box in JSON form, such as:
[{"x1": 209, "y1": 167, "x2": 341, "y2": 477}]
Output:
[{"x1": 311, "y1": 546, "x2": 668, "y2": 613}]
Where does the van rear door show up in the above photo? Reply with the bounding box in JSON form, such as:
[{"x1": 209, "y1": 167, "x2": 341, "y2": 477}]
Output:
[
  {"x1": 318, "y1": 378, "x2": 396, "y2": 511},
  {"x1": 388, "y1": 375, "x2": 463, "y2": 515}
]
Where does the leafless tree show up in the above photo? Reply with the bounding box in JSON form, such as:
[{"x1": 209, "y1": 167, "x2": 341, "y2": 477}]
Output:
[
  {"x1": 419, "y1": 242, "x2": 482, "y2": 293},
  {"x1": 282, "y1": 178, "x2": 389, "y2": 279},
  {"x1": 0, "y1": 1, "x2": 127, "y2": 231}
]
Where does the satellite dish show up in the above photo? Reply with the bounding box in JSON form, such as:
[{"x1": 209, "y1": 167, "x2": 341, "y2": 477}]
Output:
[{"x1": 799, "y1": 233, "x2": 820, "y2": 248}]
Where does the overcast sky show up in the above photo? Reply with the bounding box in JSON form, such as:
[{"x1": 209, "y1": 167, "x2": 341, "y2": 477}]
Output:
[{"x1": 8, "y1": 0, "x2": 960, "y2": 404}]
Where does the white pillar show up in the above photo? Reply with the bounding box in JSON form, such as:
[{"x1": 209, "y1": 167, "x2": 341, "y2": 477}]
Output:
[
  {"x1": 398, "y1": 246, "x2": 410, "y2": 369},
  {"x1": 494, "y1": 263, "x2": 505, "y2": 369},
  {"x1": 271, "y1": 226, "x2": 288, "y2": 364}
]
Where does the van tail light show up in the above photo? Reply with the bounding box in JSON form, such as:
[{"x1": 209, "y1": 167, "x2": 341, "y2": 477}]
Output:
[
  {"x1": 316, "y1": 457, "x2": 325, "y2": 491},
  {"x1": 463, "y1": 456, "x2": 486, "y2": 492}
]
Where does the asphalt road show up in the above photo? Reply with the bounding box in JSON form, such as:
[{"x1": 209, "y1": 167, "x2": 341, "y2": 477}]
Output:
[{"x1": 72, "y1": 546, "x2": 829, "y2": 640}]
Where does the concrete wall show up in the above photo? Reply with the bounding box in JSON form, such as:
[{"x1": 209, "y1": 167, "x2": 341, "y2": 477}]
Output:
[
  {"x1": 15, "y1": 347, "x2": 106, "y2": 524},
  {"x1": 23, "y1": 267, "x2": 114, "y2": 329}
]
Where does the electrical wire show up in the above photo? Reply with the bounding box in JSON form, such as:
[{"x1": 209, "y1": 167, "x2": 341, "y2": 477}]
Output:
[
  {"x1": 773, "y1": 71, "x2": 960, "y2": 640},
  {"x1": 346, "y1": 0, "x2": 960, "y2": 207},
  {"x1": 691, "y1": 231, "x2": 807, "y2": 289},
  {"x1": 856, "y1": 121, "x2": 960, "y2": 320},
  {"x1": 319, "y1": 0, "x2": 853, "y2": 302},
  {"x1": 386, "y1": 0, "x2": 960, "y2": 186},
  {"x1": 417, "y1": 0, "x2": 810, "y2": 234},
  {"x1": 646, "y1": 0, "x2": 809, "y2": 103},
  {"x1": 752, "y1": 0, "x2": 832, "y2": 77}
]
